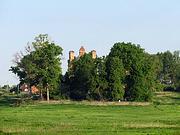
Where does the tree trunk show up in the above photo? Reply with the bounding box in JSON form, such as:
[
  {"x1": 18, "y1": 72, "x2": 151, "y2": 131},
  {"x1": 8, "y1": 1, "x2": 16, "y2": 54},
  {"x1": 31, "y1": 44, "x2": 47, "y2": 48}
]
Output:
[
  {"x1": 47, "y1": 87, "x2": 49, "y2": 103},
  {"x1": 28, "y1": 84, "x2": 32, "y2": 97},
  {"x1": 40, "y1": 89, "x2": 43, "y2": 100}
]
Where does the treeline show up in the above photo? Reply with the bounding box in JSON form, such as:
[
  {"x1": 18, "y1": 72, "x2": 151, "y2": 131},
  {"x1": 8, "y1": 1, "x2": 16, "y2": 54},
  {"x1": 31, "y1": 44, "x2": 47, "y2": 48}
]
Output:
[{"x1": 10, "y1": 34, "x2": 180, "y2": 102}]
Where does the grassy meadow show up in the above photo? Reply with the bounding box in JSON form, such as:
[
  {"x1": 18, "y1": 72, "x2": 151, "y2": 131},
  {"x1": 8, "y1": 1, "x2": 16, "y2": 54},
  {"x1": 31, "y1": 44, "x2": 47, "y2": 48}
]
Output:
[{"x1": 0, "y1": 91, "x2": 180, "y2": 135}]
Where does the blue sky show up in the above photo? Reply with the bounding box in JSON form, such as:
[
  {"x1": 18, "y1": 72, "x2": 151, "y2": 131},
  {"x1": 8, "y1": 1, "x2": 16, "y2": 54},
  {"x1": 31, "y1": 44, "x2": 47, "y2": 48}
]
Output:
[{"x1": 0, "y1": 0, "x2": 180, "y2": 85}]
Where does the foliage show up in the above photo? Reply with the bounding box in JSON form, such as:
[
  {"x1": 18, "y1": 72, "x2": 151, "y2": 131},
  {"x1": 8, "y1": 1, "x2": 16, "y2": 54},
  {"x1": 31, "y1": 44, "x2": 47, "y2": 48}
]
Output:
[
  {"x1": 106, "y1": 56, "x2": 125, "y2": 100},
  {"x1": 68, "y1": 53, "x2": 95, "y2": 100},
  {"x1": 87, "y1": 57, "x2": 108, "y2": 100},
  {"x1": 9, "y1": 35, "x2": 180, "y2": 101},
  {"x1": 67, "y1": 54, "x2": 109, "y2": 101},
  {"x1": 175, "y1": 63, "x2": 180, "y2": 91},
  {"x1": 10, "y1": 34, "x2": 63, "y2": 100},
  {"x1": 65, "y1": 42, "x2": 159, "y2": 101},
  {"x1": 156, "y1": 50, "x2": 180, "y2": 91},
  {"x1": 108, "y1": 42, "x2": 154, "y2": 101},
  {"x1": 156, "y1": 51, "x2": 175, "y2": 84}
]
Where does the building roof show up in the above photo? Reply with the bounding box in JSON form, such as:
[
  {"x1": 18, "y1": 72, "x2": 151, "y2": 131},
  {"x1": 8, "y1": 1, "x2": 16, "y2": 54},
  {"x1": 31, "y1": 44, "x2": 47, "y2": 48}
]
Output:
[
  {"x1": 79, "y1": 46, "x2": 85, "y2": 52},
  {"x1": 69, "y1": 50, "x2": 75, "y2": 53}
]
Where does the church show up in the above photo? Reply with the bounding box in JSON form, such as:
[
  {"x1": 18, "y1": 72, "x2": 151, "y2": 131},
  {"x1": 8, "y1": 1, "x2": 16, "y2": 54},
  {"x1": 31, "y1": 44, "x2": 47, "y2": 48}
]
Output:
[{"x1": 68, "y1": 46, "x2": 97, "y2": 68}]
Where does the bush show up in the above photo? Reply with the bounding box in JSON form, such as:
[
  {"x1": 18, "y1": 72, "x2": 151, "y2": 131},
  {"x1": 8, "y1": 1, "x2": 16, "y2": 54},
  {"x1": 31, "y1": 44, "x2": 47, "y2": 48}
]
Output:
[{"x1": 163, "y1": 85, "x2": 176, "y2": 92}]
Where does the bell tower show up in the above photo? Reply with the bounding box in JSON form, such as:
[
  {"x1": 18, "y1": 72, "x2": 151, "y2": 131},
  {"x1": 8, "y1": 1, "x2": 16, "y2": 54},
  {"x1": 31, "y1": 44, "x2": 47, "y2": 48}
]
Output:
[
  {"x1": 91, "y1": 50, "x2": 97, "y2": 59},
  {"x1": 79, "y1": 46, "x2": 85, "y2": 57},
  {"x1": 69, "y1": 51, "x2": 75, "y2": 62}
]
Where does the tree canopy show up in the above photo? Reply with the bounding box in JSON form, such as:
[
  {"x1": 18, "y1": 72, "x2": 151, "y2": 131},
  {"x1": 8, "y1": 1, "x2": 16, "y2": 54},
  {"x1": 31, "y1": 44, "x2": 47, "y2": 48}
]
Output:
[
  {"x1": 10, "y1": 34, "x2": 63, "y2": 100},
  {"x1": 10, "y1": 37, "x2": 180, "y2": 102}
]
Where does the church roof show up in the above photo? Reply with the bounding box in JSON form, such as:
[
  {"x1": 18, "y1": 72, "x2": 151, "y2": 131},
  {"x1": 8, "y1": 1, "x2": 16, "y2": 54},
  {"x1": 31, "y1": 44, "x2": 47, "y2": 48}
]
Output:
[{"x1": 79, "y1": 46, "x2": 85, "y2": 52}]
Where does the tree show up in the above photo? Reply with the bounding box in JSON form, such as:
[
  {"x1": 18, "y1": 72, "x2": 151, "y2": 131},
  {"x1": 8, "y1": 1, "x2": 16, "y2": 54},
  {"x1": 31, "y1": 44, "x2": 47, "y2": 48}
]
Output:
[
  {"x1": 10, "y1": 46, "x2": 38, "y2": 93},
  {"x1": 155, "y1": 50, "x2": 180, "y2": 91},
  {"x1": 156, "y1": 51, "x2": 175, "y2": 84},
  {"x1": 32, "y1": 35, "x2": 63, "y2": 101},
  {"x1": 66, "y1": 53, "x2": 109, "y2": 101},
  {"x1": 173, "y1": 51, "x2": 180, "y2": 90},
  {"x1": 88, "y1": 56, "x2": 108, "y2": 101},
  {"x1": 10, "y1": 34, "x2": 63, "y2": 101},
  {"x1": 108, "y1": 42, "x2": 154, "y2": 101},
  {"x1": 69, "y1": 53, "x2": 95, "y2": 100},
  {"x1": 106, "y1": 56, "x2": 125, "y2": 101},
  {"x1": 175, "y1": 64, "x2": 180, "y2": 91},
  {"x1": 128, "y1": 54, "x2": 154, "y2": 101}
]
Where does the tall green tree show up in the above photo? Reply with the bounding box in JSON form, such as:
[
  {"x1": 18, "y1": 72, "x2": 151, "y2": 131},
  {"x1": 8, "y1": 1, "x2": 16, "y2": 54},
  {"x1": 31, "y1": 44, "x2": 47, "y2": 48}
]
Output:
[
  {"x1": 88, "y1": 56, "x2": 108, "y2": 100},
  {"x1": 10, "y1": 34, "x2": 63, "y2": 101},
  {"x1": 173, "y1": 51, "x2": 180, "y2": 90},
  {"x1": 129, "y1": 54, "x2": 154, "y2": 101},
  {"x1": 156, "y1": 51, "x2": 175, "y2": 84},
  {"x1": 175, "y1": 64, "x2": 180, "y2": 91},
  {"x1": 108, "y1": 42, "x2": 154, "y2": 101},
  {"x1": 106, "y1": 56, "x2": 125, "y2": 101},
  {"x1": 10, "y1": 47, "x2": 39, "y2": 93},
  {"x1": 69, "y1": 53, "x2": 95, "y2": 100},
  {"x1": 155, "y1": 51, "x2": 180, "y2": 91},
  {"x1": 67, "y1": 54, "x2": 109, "y2": 101}
]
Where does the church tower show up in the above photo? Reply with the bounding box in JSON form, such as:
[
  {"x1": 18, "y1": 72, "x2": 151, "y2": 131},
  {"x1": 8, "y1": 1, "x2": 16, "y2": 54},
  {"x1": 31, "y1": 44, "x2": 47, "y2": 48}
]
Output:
[
  {"x1": 68, "y1": 46, "x2": 97, "y2": 70},
  {"x1": 91, "y1": 50, "x2": 97, "y2": 59},
  {"x1": 69, "y1": 51, "x2": 75, "y2": 62},
  {"x1": 79, "y1": 46, "x2": 85, "y2": 57},
  {"x1": 68, "y1": 51, "x2": 75, "y2": 70}
]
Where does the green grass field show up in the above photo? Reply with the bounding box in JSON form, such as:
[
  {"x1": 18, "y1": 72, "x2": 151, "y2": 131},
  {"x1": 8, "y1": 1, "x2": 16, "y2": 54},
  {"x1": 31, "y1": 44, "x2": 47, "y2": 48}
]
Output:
[{"x1": 0, "y1": 91, "x2": 180, "y2": 135}]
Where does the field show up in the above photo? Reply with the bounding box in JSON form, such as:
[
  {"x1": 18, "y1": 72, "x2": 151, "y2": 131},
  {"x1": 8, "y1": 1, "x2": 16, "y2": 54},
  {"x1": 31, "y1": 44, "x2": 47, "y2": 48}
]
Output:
[{"x1": 0, "y1": 91, "x2": 180, "y2": 135}]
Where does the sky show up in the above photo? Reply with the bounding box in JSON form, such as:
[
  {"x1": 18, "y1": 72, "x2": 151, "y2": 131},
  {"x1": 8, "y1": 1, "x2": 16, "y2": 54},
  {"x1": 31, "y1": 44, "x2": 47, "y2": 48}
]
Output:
[{"x1": 0, "y1": 0, "x2": 180, "y2": 86}]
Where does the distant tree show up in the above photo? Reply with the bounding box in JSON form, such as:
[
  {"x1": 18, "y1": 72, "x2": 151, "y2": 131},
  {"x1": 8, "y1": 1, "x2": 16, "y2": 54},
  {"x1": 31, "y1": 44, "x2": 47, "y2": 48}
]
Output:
[
  {"x1": 151, "y1": 54, "x2": 163, "y2": 81},
  {"x1": 32, "y1": 34, "x2": 63, "y2": 101},
  {"x1": 129, "y1": 53, "x2": 154, "y2": 101},
  {"x1": 106, "y1": 56, "x2": 125, "y2": 101},
  {"x1": 175, "y1": 64, "x2": 180, "y2": 91},
  {"x1": 1, "y1": 85, "x2": 10, "y2": 91},
  {"x1": 67, "y1": 54, "x2": 109, "y2": 101},
  {"x1": 88, "y1": 56, "x2": 108, "y2": 100},
  {"x1": 10, "y1": 34, "x2": 63, "y2": 101},
  {"x1": 173, "y1": 51, "x2": 180, "y2": 90},
  {"x1": 155, "y1": 50, "x2": 180, "y2": 91},
  {"x1": 148, "y1": 54, "x2": 164, "y2": 92},
  {"x1": 69, "y1": 53, "x2": 95, "y2": 100},
  {"x1": 10, "y1": 50, "x2": 36, "y2": 89},
  {"x1": 156, "y1": 51, "x2": 175, "y2": 84},
  {"x1": 108, "y1": 42, "x2": 154, "y2": 101}
]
